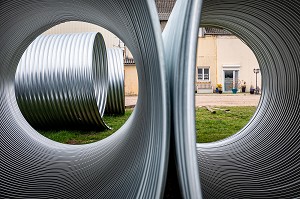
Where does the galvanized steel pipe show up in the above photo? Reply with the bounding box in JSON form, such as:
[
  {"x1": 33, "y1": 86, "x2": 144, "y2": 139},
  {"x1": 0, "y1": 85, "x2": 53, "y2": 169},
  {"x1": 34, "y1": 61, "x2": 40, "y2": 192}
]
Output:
[
  {"x1": 0, "y1": 0, "x2": 168, "y2": 198},
  {"x1": 105, "y1": 48, "x2": 125, "y2": 115},
  {"x1": 163, "y1": 0, "x2": 203, "y2": 198},
  {"x1": 164, "y1": 0, "x2": 300, "y2": 198},
  {"x1": 1, "y1": 0, "x2": 300, "y2": 198},
  {"x1": 15, "y1": 32, "x2": 109, "y2": 130}
]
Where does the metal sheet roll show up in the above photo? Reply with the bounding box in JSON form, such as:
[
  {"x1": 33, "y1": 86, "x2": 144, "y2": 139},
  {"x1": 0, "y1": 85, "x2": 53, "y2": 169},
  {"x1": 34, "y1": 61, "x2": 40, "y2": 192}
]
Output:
[
  {"x1": 164, "y1": 0, "x2": 300, "y2": 198},
  {"x1": 0, "y1": 0, "x2": 168, "y2": 198},
  {"x1": 105, "y1": 48, "x2": 125, "y2": 115},
  {"x1": 15, "y1": 32, "x2": 109, "y2": 130}
]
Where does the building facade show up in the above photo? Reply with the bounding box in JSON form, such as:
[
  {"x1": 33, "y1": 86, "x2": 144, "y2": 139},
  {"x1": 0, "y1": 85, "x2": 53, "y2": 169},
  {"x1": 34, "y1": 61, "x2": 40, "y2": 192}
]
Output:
[
  {"x1": 41, "y1": 16, "x2": 261, "y2": 96},
  {"x1": 196, "y1": 28, "x2": 261, "y2": 93}
]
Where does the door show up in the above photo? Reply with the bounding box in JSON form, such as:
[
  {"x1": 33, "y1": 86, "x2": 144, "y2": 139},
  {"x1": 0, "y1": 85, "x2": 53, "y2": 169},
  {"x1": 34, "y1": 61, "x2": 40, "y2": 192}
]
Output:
[{"x1": 224, "y1": 70, "x2": 239, "y2": 92}]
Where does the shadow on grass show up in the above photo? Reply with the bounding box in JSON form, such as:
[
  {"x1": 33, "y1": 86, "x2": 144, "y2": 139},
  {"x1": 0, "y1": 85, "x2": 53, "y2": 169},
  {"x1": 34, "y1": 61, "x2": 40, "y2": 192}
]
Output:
[{"x1": 38, "y1": 109, "x2": 133, "y2": 145}]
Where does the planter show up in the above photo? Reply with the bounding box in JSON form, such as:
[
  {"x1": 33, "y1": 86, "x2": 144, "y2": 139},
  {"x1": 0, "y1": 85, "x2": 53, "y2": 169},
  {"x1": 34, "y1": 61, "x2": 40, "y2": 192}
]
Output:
[
  {"x1": 232, "y1": 88, "x2": 238, "y2": 94},
  {"x1": 250, "y1": 88, "x2": 255, "y2": 94},
  {"x1": 241, "y1": 87, "x2": 246, "y2": 92}
]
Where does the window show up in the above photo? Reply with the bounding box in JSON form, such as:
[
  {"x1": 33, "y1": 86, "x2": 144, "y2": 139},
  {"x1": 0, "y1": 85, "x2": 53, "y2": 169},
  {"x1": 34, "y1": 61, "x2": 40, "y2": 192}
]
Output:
[{"x1": 197, "y1": 67, "x2": 210, "y2": 81}]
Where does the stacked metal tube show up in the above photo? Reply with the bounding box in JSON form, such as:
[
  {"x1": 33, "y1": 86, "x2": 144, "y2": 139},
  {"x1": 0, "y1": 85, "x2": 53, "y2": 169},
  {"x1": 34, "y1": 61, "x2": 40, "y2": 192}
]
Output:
[
  {"x1": 105, "y1": 48, "x2": 125, "y2": 115},
  {"x1": 15, "y1": 32, "x2": 109, "y2": 130}
]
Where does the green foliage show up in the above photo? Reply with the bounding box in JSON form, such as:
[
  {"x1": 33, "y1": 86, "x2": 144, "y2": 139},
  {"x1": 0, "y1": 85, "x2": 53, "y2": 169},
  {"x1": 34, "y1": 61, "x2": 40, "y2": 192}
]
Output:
[{"x1": 39, "y1": 107, "x2": 257, "y2": 144}]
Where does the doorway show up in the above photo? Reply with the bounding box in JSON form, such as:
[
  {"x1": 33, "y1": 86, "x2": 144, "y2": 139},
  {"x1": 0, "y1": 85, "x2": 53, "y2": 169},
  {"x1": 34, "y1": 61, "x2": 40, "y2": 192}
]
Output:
[{"x1": 223, "y1": 70, "x2": 239, "y2": 92}]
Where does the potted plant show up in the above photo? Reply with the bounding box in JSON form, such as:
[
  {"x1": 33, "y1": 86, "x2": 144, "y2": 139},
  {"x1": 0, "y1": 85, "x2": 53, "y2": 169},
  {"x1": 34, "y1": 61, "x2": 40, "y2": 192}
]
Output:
[
  {"x1": 217, "y1": 84, "x2": 222, "y2": 94},
  {"x1": 232, "y1": 88, "x2": 238, "y2": 94},
  {"x1": 250, "y1": 85, "x2": 255, "y2": 94},
  {"x1": 240, "y1": 80, "x2": 246, "y2": 92},
  {"x1": 229, "y1": 82, "x2": 237, "y2": 94}
]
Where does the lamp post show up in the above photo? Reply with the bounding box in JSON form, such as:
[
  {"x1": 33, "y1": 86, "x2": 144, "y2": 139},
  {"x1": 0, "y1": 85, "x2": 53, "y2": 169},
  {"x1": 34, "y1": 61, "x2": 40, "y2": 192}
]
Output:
[{"x1": 253, "y1": 68, "x2": 260, "y2": 94}]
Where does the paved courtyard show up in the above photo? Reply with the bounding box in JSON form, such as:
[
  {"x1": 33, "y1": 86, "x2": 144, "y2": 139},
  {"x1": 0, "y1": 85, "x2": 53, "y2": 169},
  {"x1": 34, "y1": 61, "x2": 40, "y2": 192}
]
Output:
[{"x1": 125, "y1": 93, "x2": 261, "y2": 107}]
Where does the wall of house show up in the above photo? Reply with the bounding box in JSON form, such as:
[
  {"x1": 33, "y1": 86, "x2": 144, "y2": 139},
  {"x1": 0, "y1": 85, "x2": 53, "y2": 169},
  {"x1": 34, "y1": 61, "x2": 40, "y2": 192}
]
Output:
[
  {"x1": 216, "y1": 36, "x2": 261, "y2": 92},
  {"x1": 124, "y1": 64, "x2": 138, "y2": 96},
  {"x1": 196, "y1": 35, "x2": 217, "y2": 92}
]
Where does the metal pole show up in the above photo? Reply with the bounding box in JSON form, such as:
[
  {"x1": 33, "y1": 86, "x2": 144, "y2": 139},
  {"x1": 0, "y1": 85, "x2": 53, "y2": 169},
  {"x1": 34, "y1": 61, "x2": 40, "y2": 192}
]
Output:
[{"x1": 256, "y1": 72, "x2": 258, "y2": 94}]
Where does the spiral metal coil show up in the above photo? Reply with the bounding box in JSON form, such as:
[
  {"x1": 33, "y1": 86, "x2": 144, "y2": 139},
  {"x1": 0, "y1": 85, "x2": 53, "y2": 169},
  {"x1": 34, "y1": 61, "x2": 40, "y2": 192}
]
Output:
[
  {"x1": 105, "y1": 48, "x2": 125, "y2": 115},
  {"x1": 164, "y1": 0, "x2": 300, "y2": 198},
  {"x1": 14, "y1": 32, "x2": 109, "y2": 130},
  {"x1": 0, "y1": 0, "x2": 168, "y2": 198}
]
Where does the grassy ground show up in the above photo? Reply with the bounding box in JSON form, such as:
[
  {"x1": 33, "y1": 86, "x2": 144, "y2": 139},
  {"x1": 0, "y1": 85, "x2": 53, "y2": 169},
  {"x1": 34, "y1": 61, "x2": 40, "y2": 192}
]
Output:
[
  {"x1": 39, "y1": 109, "x2": 133, "y2": 144},
  {"x1": 195, "y1": 106, "x2": 257, "y2": 143},
  {"x1": 39, "y1": 106, "x2": 257, "y2": 144}
]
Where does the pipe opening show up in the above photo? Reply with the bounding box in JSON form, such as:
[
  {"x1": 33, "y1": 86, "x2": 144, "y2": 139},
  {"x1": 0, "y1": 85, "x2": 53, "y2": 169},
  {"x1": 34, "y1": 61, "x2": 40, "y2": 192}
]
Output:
[
  {"x1": 14, "y1": 21, "x2": 134, "y2": 145},
  {"x1": 195, "y1": 27, "x2": 261, "y2": 143}
]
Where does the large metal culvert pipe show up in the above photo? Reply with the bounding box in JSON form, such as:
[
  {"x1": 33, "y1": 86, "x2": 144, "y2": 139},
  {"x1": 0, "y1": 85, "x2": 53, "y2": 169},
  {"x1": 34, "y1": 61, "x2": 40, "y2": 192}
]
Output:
[
  {"x1": 105, "y1": 48, "x2": 125, "y2": 115},
  {"x1": 15, "y1": 32, "x2": 109, "y2": 130},
  {"x1": 0, "y1": 0, "x2": 168, "y2": 198},
  {"x1": 165, "y1": 0, "x2": 300, "y2": 198},
  {"x1": 162, "y1": 0, "x2": 203, "y2": 198}
]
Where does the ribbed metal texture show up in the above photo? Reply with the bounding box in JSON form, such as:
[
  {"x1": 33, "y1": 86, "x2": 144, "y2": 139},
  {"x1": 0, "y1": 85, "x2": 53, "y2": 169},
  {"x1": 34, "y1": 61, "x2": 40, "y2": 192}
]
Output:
[
  {"x1": 14, "y1": 32, "x2": 109, "y2": 130},
  {"x1": 1, "y1": 0, "x2": 299, "y2": 198},
  {"x1": 164, "y1": 0, "x2": 300, "y2": 198},
  {"x1": 163, "y1": 0, "x2": 203, "y2": 198},
  {"x1": 105, "y1": 48, "x2": 125, "y2": 115},
  {"x1": 0, "y1": 0, "x2": 168, "y2": 198}
]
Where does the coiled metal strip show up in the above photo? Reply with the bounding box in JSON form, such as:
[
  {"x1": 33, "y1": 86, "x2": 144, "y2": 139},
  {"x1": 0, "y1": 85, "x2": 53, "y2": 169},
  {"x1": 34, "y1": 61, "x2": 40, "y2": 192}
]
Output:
[
  {"x1": 0, "y1": 0, "x2": 168, "y2": 198},
  {"x1": 14, "y1": 32, "x2": 109, "y2": 130},
  {"x1": 165, "y1": 0, "x2": 300, "y2": 198},
  {"x1": 105, "y1": 48, "x2": 125, "y2": 115}
]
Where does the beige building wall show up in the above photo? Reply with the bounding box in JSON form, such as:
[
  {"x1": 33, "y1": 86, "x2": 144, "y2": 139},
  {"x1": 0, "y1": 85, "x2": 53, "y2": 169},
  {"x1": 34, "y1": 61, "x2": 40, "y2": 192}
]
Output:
[
  {"x1": 124, "y1": 65, "x2": 138, "y2": 96},
  {"x1": 196, "y1": 35, "x2": 217, "y2": 92},
  {"x1": 43, "y1": 21, "x2": 120, "y2": 48},
  {"x1": 216, "y1": 36, "x2": 261, "y2": 92}
]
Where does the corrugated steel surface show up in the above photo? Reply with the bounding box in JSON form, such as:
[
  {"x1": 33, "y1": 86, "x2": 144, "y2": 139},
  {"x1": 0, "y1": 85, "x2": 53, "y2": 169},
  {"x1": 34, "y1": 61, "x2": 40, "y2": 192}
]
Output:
[
  {"x1": 0, "y1": 0, "x2": 168, "y2": 198},
  {"x1": 105, "y1": 48, "x2": 125, "y2": 115},
  {"x1": 15, "y1": 32, "x2": 109, "y2": 130}
]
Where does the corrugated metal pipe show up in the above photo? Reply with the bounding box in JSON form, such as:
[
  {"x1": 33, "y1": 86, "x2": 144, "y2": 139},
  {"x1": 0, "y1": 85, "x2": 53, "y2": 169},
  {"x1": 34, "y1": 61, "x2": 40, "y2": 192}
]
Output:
[
  {"x1": 105, "y1": 48, "x2": 125, "y2": 115},
  {"x1": 15, "y1": 32, "x2": 110, "y2": 130},
  {"x1": 2, "y1": 0, "x2": 299, "y2": 198},
  {"x1": 164, "y1": 0, "x2": 300, "y2": 198},
  {"x1": 0, "y1": 0, "x2": 168, "y2": 198}
]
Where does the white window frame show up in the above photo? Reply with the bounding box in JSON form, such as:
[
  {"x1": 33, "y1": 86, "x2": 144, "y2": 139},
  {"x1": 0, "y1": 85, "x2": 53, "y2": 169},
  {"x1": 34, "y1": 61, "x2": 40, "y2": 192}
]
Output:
[
  {"x1": 222, "y1": 65, "x2": 240, "y2": 92},
  {"x1": 197, "y1": 67, "x2": 210, "y2": 81}
]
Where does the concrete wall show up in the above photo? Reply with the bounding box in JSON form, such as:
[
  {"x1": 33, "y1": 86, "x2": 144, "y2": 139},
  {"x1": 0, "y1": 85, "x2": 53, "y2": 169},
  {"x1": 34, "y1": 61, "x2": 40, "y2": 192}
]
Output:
[
  {"x1": 124, "y1": 64, "x2": 138, "y2": 96},
  {"x1": 216, "y1": 36, "x2": 261, "y2": 92}
]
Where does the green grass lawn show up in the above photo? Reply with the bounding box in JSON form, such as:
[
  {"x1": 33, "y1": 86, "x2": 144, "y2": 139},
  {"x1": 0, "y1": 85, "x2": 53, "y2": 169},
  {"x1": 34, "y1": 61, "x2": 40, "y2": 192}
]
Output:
[
  {"x1": 39, "y1": 106, "x2": 257, "y2": 144},
  {"x1": 39, "y1": 109, "x2": 133, "y2": 144},
  {"x1": 195, "y1": 106, "x2": 256, "y2": 143}
]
